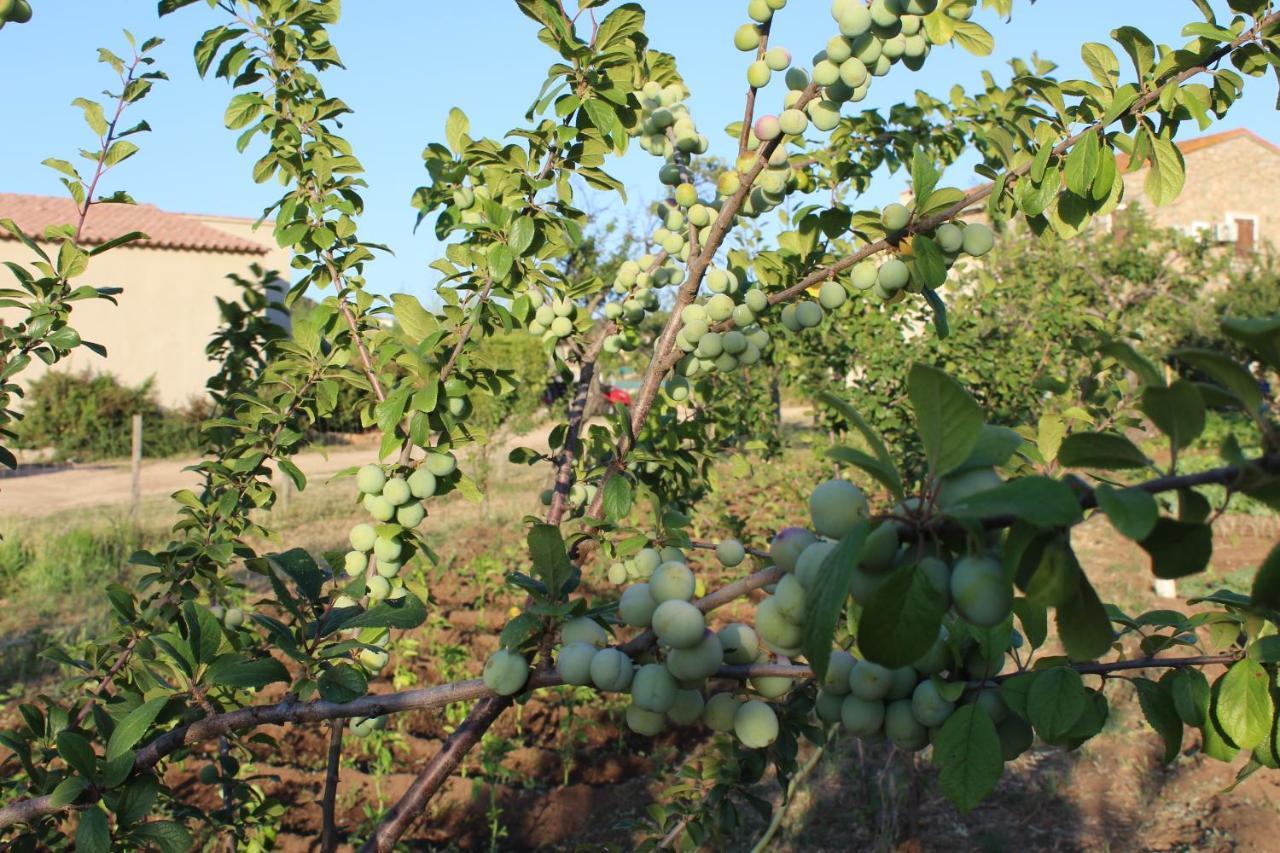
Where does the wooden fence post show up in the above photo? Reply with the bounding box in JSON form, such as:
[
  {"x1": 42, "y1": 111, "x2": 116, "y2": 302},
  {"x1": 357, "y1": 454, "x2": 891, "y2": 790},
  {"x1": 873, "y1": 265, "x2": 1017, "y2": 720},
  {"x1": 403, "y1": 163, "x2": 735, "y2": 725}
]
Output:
[{"x1": 130, "y1": 414, "x2": 142, "y2": 518}]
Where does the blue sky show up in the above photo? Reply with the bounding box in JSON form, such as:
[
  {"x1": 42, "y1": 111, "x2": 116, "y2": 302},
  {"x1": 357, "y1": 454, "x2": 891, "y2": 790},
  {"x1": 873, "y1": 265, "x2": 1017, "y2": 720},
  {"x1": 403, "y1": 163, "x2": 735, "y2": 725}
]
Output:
[{"x1": 1, "y1": 1, "x2": 1276, "y2": 303}]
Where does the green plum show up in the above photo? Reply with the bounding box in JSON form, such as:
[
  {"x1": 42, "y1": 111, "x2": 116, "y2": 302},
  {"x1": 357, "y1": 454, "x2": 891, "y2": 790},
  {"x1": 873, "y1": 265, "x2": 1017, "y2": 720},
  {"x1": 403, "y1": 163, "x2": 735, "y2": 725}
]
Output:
[
  {"x1": 423, "y1": 452, "x2": 457, "y2": 477},
  {"x1": 718, "y1": 623, "x2": 760, "y2": 665},
  {"x1": 934, "y1": 222, "x2": 964, "y2": 253},
  {"x1": 561, "y1": 616, "x2": 608, "y2": 648},
  {"x1": 795, "y1": 540, "x2": 838, "y2": 589},
  {"x1": 795, "y1": 300, "x2": 824, "y2": 328},
  {"x1": 407, "y1": 468, "x2": 437, "y2": 499},
  {"x1": 859, "y1": 523, "x2": 900, "y2": 573},
  {"x1": 633, "y1": 663, "x2": 679, "y2": 713},
  {"x1": 716, "y1": 538, "x2": 746, "y2": 567},
  {"x1": 349, "y1": 523, "x2": 377, "y2": 552},
  {"x1": 818, "y1": 280, "x2": 848, "y2": 309},
  {"x1": 373, "y1": 536, "x2": 402, "y2": 564},
  {"x1": 816, "y1": 689, "x2": 845, "y2": 723},
  {"x1": 396, "y1": 502, "x2": 426, "y2": 528},
  {"x1": 877, "y1": 258, "x2": 910, "y2": 292},
  {"x1": 810, "y1": 479, "x2": 869, "y2": 539},
  {"x1": 382, "y1": 477, "x2": 411, "y2": 505},
  {"x1": 770, "y1": 527, "x2": 818, "y2": 573},
  {"x1": 634, "y1": 548, "x2": 663, "y2": 577},
  {"x1": 973, "y1": 687, "x2": 1009, "y2": 723},
  {"x1": 365, "y1": 495, "x2": 395, "y2": 522},
  {"x1": 704, "y1": 693, "x2": 742, "y2": 732},
  {"x1": 589, "y1": 648, "x2": 634, "y2": 692},
  {"x1": 884, "y1": 698, "x2": 929, "y2": 751},
  {"x1": 823, "y1": 650, "x2": 857, "y2": 695},
  {"x1": 665, "y1": 632, "x2": 724, "y2": 680},
  {"x1": 356, "y1": 464, "x2": 386, "y2": 495},
  {"x1": 652, "y1": 599, "x2": 706, "y2": 649},
  {"x1": 734, "y1": 23, "x2": 761, "y2": 51},
  {"x1": 343, "y1": 550, "x2": 367, "y2": 577},
  {"x1": 841, "y1": 695, "x2": 886, "y2": 736},
  {"x1": 911, "y1": 679, "x2": 956, "y2": 727},
  {"x1": 950, "y1": 556, "x2": 1012, "y2": 627},
  {"x1": 962, "y1": 222, "x2": 995, "y2": 256},
  {"x1": 887, "y1": 665, "x2": 918, "y2": 700},
  {"x1": 667, "y1": 689, "x2": 705, "y2": 725},
  {"x1": 619, "y1": 584, "x2": 658, "y2": 627},
  {"x1": 734, "y1": 699, "x2": 779, "y2": 748},
  {"x1": 555, "y1": 641, "x2": 597, "y2": 686},
  {"x1": 773, "y1": 573, "x2": 808, "y2": 624},
  {"x1": 650, "y1": 562, "x2": 696, "y2": 603},
  {"x1": 912, "y1": 627, "x2": 952, "y2": 675},
  {"x1": 848, "y1": 660, "x2": 892, "y2": 700},
  {"x1": 755, "y1": 596, "x2": 803, "y2": 652},
  {"x1": 626, "y1": 703, "x2": 667, "y2": 735}
]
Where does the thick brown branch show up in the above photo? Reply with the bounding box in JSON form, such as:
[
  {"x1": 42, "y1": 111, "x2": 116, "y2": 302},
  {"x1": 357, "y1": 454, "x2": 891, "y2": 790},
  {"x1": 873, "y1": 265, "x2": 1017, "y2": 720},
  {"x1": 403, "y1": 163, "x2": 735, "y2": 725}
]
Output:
[{"x1": 320, "y1": 720, "x2": 344, "y2": 853}]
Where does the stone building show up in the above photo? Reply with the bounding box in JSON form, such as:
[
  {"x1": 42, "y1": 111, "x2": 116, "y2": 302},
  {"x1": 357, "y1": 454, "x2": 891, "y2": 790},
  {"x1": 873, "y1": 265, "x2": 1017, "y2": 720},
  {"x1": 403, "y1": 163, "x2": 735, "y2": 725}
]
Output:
[{"x1": 0, "y1": 193, "x2": 290, "y2": 407}]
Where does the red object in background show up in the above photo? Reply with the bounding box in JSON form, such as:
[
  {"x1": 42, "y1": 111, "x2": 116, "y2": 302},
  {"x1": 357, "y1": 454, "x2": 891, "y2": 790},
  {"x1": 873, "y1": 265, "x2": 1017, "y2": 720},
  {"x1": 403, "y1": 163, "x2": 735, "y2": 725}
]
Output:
[{"x1": 603, "y1": 386, "x2": 632, "y2": 406}]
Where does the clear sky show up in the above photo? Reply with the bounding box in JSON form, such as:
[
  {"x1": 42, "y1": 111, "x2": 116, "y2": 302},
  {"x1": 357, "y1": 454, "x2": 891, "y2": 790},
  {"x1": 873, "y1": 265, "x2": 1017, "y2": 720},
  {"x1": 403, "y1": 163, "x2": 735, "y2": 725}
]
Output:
[{"x1": 1, "y1": 1, "x2": 1276, "y2": 303}]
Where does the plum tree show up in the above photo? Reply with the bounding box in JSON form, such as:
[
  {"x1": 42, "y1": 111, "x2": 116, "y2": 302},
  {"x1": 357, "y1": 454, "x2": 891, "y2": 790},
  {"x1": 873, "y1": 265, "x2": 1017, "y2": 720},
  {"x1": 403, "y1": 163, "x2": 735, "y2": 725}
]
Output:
[{"x1": 5, "y1": 2, "x2": 1280, "y2": 848}]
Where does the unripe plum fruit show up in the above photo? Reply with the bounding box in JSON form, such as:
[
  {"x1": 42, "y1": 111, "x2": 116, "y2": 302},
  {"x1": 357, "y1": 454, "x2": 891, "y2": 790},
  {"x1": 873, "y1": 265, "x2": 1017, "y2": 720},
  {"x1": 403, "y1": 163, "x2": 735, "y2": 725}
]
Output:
[
  {"x1": 718, "y1": 623, "x2": 760, "y2": 665},
  {"x1": 650, "y1": 561, "x2": 696, "y2": 603},
  {"x1": 841, "y1": 694, "x2": 886, "y2": 736},
  {"x1": 808, "y1": 99, "x2": 842, "y2": 132},
  {"x1": 407, "y1": 468, "x2": 437, "y2": 499},
  {"x1": 8, "y1": 1, "x2": 31, "y2": 23},
  {"x1": 359, "y1": 647, "x2": 389, "y2": 671},
  {"x1": 735, "y1": 699, "x2": 779, "y2": 748},
  {"x1": 795, "y1": 300, "x2": 824, "y2": 328},
  {"x1": 877, "y1": 258, "x2": 910, "y2": 292},
  {"x1": 667, "y1": 688, "x2": 705, "y2": 725},
  {"x1": 343, "y1": 550, "x2": 367, "y2": 577},
  {"x1": 224, "y1": 608, "x2": 245, "y2": 629},
  {"x1": 770, "y1": 527, "x2": 818, "y2": 572},
  {"x1": 349, "y1": 716, "x2": 386, "y2": 736},
  {"x1": 349, "y1": 523, "x2": 377, "y2": 552},
  {"x1": 755, "y1": 596, "x2": 803, "y2": 651},
  {"x1": 773, "y1": 573, "x2": 808, "y2": 624},
  {"x1": 744, "y1": 288, "x2": 769, "y2": 313},
  {"x1": 779, "y1": 108, "x2": 808, "y2": 136},
  {"x1": 747, "y1": 61, "x2": 772, "y2": 89},
  {"x1": 626, "y1": 703, "x2": 667, "y2": 735},
  {"x1": 561, "y1": 616, "x2": 609, "y2": 647},
  {"x1": 396, "y1": 502, "x2": 426, "y2": 528},
  {"x1": 704, "y1": 692, "x2": 742, "y2": 732},
  {"x1": 840, "y1": 57, "x2": 869, "y2": 88},
  {"x1": 912, "y1": 627, "x2": 951, "y2": 675},
  {"x1": 823, "y1": 649, "x2": 857, "y2": 695},
  {"x1": 962, "y1": 222, "x2": 995, "y2": 256},
  {"x1": 838, "y1": 4, "x2": 873, "y2": 37},
  {"x1": 964, "y1": 645, "x2": 1007, "y2": 680},
  {"x1": 674, "y1": 182, "x2": 698, "y2": 208},
  {"x1": 750, "y1": 660, "x2": 794, "y2": 699},
  {"x1": 483, "y1": 649, "x2": 529, "y2": 696},
  {"x1": 373, "y1": 536, "x2": 402, "y2": 564},
  {"x1": 764, "y1": 46, "x2": 791, "y2": 71},
  {"x1": 881, "y1": 202, "x2": 911, "y2": 231},
  {"x1": 652, "y1": 599, "x2": 706, "y2": 649},
  {"x1": 934, "y1": 222, "x2": 964, "y2": 253},
  {"x1": 747, "y1": 0, "x2": 773, "y2": 23},
  {"x1": 364, "y1": 495, "x2": 395, "y2": 522},
  {"x1": 734, "y1": 23, "x2": 761, "y2": 51},
  {"x1": 555, "y1": 641, "x2": 597, "y2": 686},
  {"x1": 633, "y1": 663, "x2": 679, "y2": 713},
  {"x1": 357, "y1": 464, "x2": 386, "y2": 495},
  {"x1": 366, "y1": 575, "x2": 391, "y2": 601},
  {"x1": 848, "y1": 659, "x2": 892, "y2": 700},
  {"x1": 665, "y1": 632, "x2": 724, "y2": 680},
  {"x1": 885, "y1": 698, "x2": 929, "y2": 750},
  {"x1": 818, "y1": 280, "x2": 847, "y2": 309},
  {"x1": 810, "y1": 478, "x2": 869, "y2": 539},
  {"x1": 904, "y1": 0, "x2": 937, "y2": 13},
  {"x1": 590, "y1": 648, "x2": 635, "y2": 691},
  {"x1": 950, "y1": 556, "x2": 1012, "y2": 627},
  {"x1": 851, "y1": 260, "x2": 879, "y2": 290},
  {"x1": 707, "y1": 293, "x2": 735, "y2": 321},
  {"x1": 423, "y1": 452, "x2": 457, "y2": 477},
  {"x1": 826, "y1": 35, "x2": 854, "y2": 63},
  {"x1": 911, "y1": 679, "x2": 956, "y2": 727},
  {"x1": 816, "y1": 689, "x2": 845, "y2": 723},
  {"x1": 973, "y1": 687, "x2": 1009, "y2": 723},
  {"x1": 716, "y1": 538, "x2": 746, "y2": 567},
  {"x1": 635, "y1": 548, "x2": 663, "y2": 576},
  {"x1": 859, "y1": 523, "x2": 899, "y2": 573},
  {"x1": 780, "y1": 304, "x2": 801, "y2": 332},
  {"x1": 813, "y1": 59, "x2": 841, "y2": 87},
  {"x1": 869, "y1": 0, "x2": 901, "y2": 29},
  {"x1": 919, "y1": 556, "x2": 951, "y2": 606},
  {"x1": 848, "y1": 564, "x2": 890, "y2": 604},
  {"x1": 795, "y1": 539, "x2": 837, "y2": 589},
  {"x1": 784, "y1": 67, "x2": 809, "y2": 91},
  {"x1": 887, "y1": 665, "x2": 919, "y2": 700}
]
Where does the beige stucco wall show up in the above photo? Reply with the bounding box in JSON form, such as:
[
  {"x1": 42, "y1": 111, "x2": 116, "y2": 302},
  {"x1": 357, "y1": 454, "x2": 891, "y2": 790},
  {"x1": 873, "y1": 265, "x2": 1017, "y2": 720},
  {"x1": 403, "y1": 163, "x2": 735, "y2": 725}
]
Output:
[
  {"x1": 1119, "y1": 134, "x2": 1278, "y2": 246},
  {"x1": 0, "y1": 218, "x2": 290, "y2": 408}
]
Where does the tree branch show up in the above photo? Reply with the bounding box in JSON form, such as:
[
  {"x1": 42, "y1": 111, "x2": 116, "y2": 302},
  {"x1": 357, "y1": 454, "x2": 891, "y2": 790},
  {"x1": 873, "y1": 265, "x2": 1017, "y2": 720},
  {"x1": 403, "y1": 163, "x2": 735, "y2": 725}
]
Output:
[{"x1": 320, "y1": 720, "x2": 344, "y2": 853}]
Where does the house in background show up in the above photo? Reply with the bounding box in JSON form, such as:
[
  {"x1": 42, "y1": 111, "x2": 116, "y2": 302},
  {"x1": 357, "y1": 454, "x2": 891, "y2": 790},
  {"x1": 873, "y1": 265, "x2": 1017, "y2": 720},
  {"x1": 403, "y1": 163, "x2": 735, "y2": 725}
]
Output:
[
  {"x1": 1113, "y1": 128, "x2": 1278, "y2": 255},
  {"x1": 0, "y1": 193, "x2": 290, "y2": 407}
]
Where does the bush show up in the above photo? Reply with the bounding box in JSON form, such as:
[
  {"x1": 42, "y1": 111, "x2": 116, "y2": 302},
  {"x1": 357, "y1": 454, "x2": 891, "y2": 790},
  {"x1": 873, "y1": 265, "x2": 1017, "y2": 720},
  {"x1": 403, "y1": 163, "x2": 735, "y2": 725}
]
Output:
[{"x1": 15, "y1": 370, "x2": 206, "y2": 461}]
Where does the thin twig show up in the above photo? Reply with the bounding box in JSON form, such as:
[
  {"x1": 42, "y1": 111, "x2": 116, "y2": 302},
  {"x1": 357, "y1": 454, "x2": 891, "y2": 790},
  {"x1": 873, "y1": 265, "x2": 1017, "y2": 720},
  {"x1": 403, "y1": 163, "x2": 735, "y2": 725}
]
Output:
[{"x1": 320, "y1": 720, "x2": 344, "y2": 853}]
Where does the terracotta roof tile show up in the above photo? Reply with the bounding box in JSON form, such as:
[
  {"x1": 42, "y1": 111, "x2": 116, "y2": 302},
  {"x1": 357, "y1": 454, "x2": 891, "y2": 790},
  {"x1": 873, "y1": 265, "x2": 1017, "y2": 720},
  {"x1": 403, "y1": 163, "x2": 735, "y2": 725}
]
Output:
[{"x1": 0, "y1": 193, "x2": 269, "y2": 255}]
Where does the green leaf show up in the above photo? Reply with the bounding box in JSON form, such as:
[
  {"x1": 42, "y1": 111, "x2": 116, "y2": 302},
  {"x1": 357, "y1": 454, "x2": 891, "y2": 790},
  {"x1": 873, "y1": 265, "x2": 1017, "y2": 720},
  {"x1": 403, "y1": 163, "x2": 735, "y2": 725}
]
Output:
[
  {"x1": 818, "y1": 390, "x2": 902, "y2": 499},
  {"x1": 129, "y1": 820, "x2": 192, "y2": 853},
  {"x1": 49, "y1": 775, "x2": 91, "y2": 808},
  {"x1": 910, "y1": 236, "x2": 948, "y2": 289},
  {"x1": 106, "y1": 697, "x2": 168, "y2": 763},
  {"x1": 1058, "y1": 432, "x2": 1149, "y2": 470},
  {"x1": 951, "y1": 20, "x2": 994, "y2": 56},
  {"x1": 1099, "y1": 339, "x2": 1165, "y2": 387},
  {"x1": 1133, "y1": 677, "x2": 1183, "y2": 763},
  {"x1": 1144, "y1": 128, "x2": 1186, "y2": 207},
  {"x1": 857, "y1": 561, "x2": 949, "y2": 669},
  {"x1": 392, "y1": 294, "x2": 437, "y2": 341},
  {"x1": 223, "y1": 92, "x2": 264, "y2": 130},
  {"x1": 1172, "y1": 348, "x2": 1263, "y2": 414},
  {"x1": 801, "y1": 522, "x2": 870, "y2": 681},
  {"x1": 508, "y1": 216, "x2": 536, "y2": 256},
  {"x1": 528, "y1": 524, "x2": 573, "y2": 601},
  {"x1": 318, "y1": 663, "x2": 368, "y2": 703},
  {"x1": 1027, "y1": 668, "x2": 1087, "y2": 742},
  {"x1": 1094, "y1": 484, "x2": 1158, "y2": 541},
  {"x1": 954, "y1": 425, "x2": 1024, "y2": 474},
  {"x1": 1140, "y1": 380, "x2": 1205, "y2": 451},
  {"x1": 488, "y1": 243, "x2": 515, "y2": 282},
  {"x1": 922, "y1": 287, "x2": 950, "y2": 339},
  {"x1": 444, "y1": 106, "x2": 470, "y2": 154},
  {"x1": 76, "y1": 807, "x2": 111, "y2": 853},
  {"x1": 205, "y1": 655, "x2": 291, "y2": 689},
  {"x1": 946, "y1": 477, "x2": 1082, "y2": 528},
  {"x1": 1064, "y1": 129, "x2": 1100, "y2": 196},
  {"x1": 1056, "y1": 573, "x2": 1114, "y2": 661},
  {"x1": 601, "y1": 475, "x2": 632, "y2": 523},
  {"x1": 1170, "y1": 667, "x2": 1209, "y2": 728},
  {"x1": 1140, "y1": 519, "x2": 1213, "y2": 579},
  {"x1": 1250, "y1": 543, "x2": 1280, "y2": 610},
  {"x1": 933, "y1": 705, "x2": 1003, "y2": 813},
  {"x1": 57, "y1": 731, "x2": 97, "y2": 780},
  {"x1": 1081, "y1": 42, "x2": 1120, "y2": 89},
  {"x1": 826, "y1": 446, "x2": 902, "y2": 499},
  {"x1": 1220, "y1": 316, "x2": 1280, "y2": 370},
  {"x1": 1215, "y1": 659, "x2": 1274, "y2": 751},
  {"x1": 907, "y1": 363, "x2": 984, "y2": 477},
  {"x1": 910, "y1": 149, "x2": 940, "y2": 208},
  {"x1": 339, "y1": 594, "x2": 429, "y2": 631}
]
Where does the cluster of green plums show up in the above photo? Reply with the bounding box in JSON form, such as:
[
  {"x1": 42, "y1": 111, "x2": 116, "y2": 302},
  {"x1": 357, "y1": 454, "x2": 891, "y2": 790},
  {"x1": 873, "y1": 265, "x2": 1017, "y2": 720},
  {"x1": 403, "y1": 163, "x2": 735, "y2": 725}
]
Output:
[
  {"x1": 526, "y1": 288, "x2": 580, "y2": 341},
  {"x1": 339, "y1": 454, "x2": 454, "y2": 614},
  {"x1": 537, "y1": 478, "x2": 599, "y2": 513},
  {"x1": 0, "y1": 0, "x2": 32, "y2": 27},
  {"x1": 632, "y1": 79, "x2": 709, "y2": 161}
]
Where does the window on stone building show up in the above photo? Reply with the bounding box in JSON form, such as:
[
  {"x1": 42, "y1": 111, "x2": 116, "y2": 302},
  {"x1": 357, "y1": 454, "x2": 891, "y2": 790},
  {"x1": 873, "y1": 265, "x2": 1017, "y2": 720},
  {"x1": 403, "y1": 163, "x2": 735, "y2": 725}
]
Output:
[{"x1": 1234, "y1": 217, "x2": 1256, "y2": 256}]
